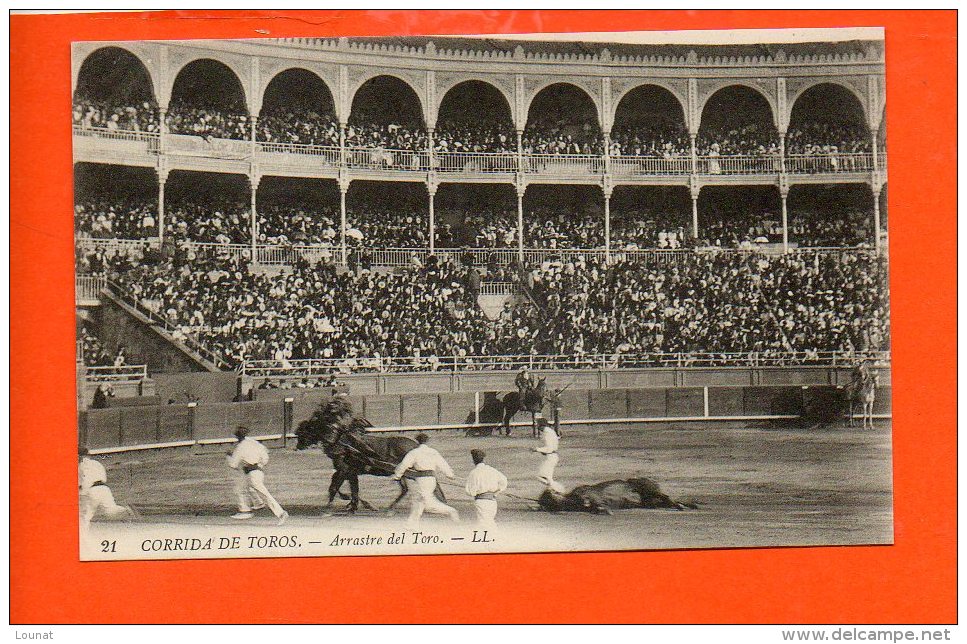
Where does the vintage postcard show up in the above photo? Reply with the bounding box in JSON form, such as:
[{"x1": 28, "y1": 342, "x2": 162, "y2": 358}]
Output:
[{"x1": 73, "y1": 27, "x2": 891, "y2": 561}]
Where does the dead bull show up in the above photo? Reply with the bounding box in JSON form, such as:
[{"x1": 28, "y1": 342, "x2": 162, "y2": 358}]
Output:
[{"x1": 538, "y1": 477, "x2": 698, "y2": 514}]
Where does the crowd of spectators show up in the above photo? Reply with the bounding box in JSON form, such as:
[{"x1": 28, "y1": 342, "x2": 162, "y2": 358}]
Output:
[
  {"x1": 73, "y1": 95, "x2": 877, "y2": 167},
  {"x1": 434, "y1": 118, "x2": 516, "y2": 154},
  {"x1": 112, "y1": 253, "x2": 494, "y2": 368},
  {"x1": 165, "y1": 100, "x2": 250, "y2": 139},
  {"x1": 101, "y1": 247, "x2": 888, "y2": 369},
  {"x1": 610, "y1": 121, "x2": 690, "y2": 158},
  {"x1": 611, "y1": 210, "x2": 692, "y2": 250},
  {"x1": 73, "y1": 98, "x2": 159, "y2": 133},
  {"x1": 258, "y1": 107, "x2": 340, "y2": 147},
  {"x1": 522, "y1": 116, "x2": 604, "y2": 155},
  {"x1": 525, "y1": 209, "x2": 604, "y2": 249},
  {"x1": 785, "y1": 122, "x2": 871, "y2": 155},
  {"x1": 496, "y1": 251, "x2": 889, "y2": 359},
  {"x1": 697, "y1": 124, "x2": 780, "y2": 156},
  {"x1": 75, "y1": 197, "x2": 157, "y2": 239},
  {"x1": 73, "y1": 193, "x2": 876, "y2": 250},
  {"x1": 164, "y1": 197, "x2": 251, "y2": 243}
]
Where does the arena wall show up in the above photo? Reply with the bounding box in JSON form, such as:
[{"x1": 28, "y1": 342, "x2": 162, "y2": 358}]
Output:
[{"x1": 79, "y1": 383, "x2": 892, "y2": 453}]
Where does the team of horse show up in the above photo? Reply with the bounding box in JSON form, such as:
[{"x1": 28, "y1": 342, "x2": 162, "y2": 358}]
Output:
[{"x1": 294, "y1": 364, "x2": 880, "y2": 515}]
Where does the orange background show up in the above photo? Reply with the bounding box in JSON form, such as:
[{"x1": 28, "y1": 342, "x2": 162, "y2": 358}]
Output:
[{"x1": 10, "y1": 10, "x2": 957, "y2": 624}]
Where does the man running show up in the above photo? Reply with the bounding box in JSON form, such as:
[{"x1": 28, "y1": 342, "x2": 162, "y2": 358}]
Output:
[
  {"x1": 393, "y1": 433, "x2": 460, "y2": 527},
  {"x1": 464, "y1": 449, "x2": 508, "y2": 526},
  {"x1": 227, "y1": 426, "x2": 288, "y2": 525},
  {"x1": 533, "y1": 418, "x2": 565, "y2": 494},
  {"x1": 78, "y1": 446, "x2": 134, "y2": 530}
]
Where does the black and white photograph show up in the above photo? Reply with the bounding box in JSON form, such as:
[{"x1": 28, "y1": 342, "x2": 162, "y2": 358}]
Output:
[{"x1": 73, "y1": 27, "x2": 892, "y2": 561}]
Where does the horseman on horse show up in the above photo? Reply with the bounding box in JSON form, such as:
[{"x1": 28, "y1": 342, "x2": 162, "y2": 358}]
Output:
[
  {"x1": 847, "y1": 359, "x2": 879, "y2": 429},
  {"x1": 500, "y1": 367, "x2": 547, "y2": 437},
  {"x1": 295, "y1": 395, "x2": 446, "y2": 514}
]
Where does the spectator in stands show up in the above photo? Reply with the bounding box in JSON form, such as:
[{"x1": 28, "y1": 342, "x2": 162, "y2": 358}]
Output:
[{"x1": 73, "y1": 98, "x2": 159, "y2": 133}]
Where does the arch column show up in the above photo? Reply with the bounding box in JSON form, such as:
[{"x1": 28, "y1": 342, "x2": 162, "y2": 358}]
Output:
[
  {"x1": 428, "y1": 175, "x2": 437, "y2": 253},
  {"x1": 689, "y1": 133, "x2": 698, "y2": 175},
  {"x1": 778, "y1": 129, "x2": 787, "y2": 173},
  {"x1": 871, "y1": 172, "x2": 885, "y2": 254},
  {"x1": 689, "y1": 177, "x2": 700, "y2": 239},
  {"x1": 603, "y1": 130, "x2": 612, "y2": 175},
  {"x1": 339, "y1": 122, "x2": 347, "y2": 166},
  {"x1": 157, "y1": 162, "x2": 168, "y2": 243},
  {"x1": 515, "y1": 175, "x2": 526, "y2": 262},
  {"x1": 602, "y1": 178, "x2": 613, "y2": 263},
  {"x1": 871, "y1": 127, "x2": 880, "y2": 174},
  {"x1": 338, "y1": 173, "x2": 350, "y2": 266},
  {"x1": 779, "y1": 175, "x2": 790, "y2": 253},
  {"x1": 250, "y1": 171, "x2": 260, "y2": 262},
  {"x1": 516, "y1": 129, "x2": 524, "y2": 173}
]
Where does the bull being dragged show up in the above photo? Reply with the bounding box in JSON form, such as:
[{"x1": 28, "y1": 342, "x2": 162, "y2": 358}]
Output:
[{"x1": 538, "y1": 477, "x2": 698, "y2": 514}]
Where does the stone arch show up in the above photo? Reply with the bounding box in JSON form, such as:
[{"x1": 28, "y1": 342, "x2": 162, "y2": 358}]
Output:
[
  {"x1": 436, "y1": 79, "x2": 515, "y2": 131},
  {"x1": 525, "y1": 80, "x2": 602, "y2": 130},
  {"x1": 788, "y1": 80, "x2": 869, "y2": 131},
  {"x1": 349, "y1": 73, "x2": 425, "y2": 128},
  {"x1": 259, "y1": 67, "x2": 336, "y2": 117},
  {"x1": 166, "y1": 54, "x2": 249, "y2": 112},
  {"x1": 612, "y1": 82, "x2": 688, "y2": 131},
  {"x1": 611, "y1": 84, "x2": 689, "y2": 152},
  {"x1": 72, "y1": 43, "x2": 156, "y2": 97},
  {"x1": 698, "y1": 82, "x2": 777, "y2": 132},
  {"x1": 168, "y1": 55, "x2": 249, "y2": 114},
  {"x1": 73, "y1": 46, "x2": 157, "y2": 105}
]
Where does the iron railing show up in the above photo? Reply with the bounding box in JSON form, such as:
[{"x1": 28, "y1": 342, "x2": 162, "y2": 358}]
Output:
[
  {"x1": 522, "y1": 153, "x2": 605, "y2": 175},
  {"x1": 786, "y1": 153, "x2": 874, "y2": 174},
  {"x1": 345, "y1": 147, "x2": 429, "y2": 172},
  {"x1": 72, "y1": 125, "x2": 160, "y2": 146},
  {"x1": 697, "y1": 154, "x2": 782, "y2": 175},
  {"x1": 73, "y1": 128, "x2": 888, "y2": 179},
  {"x1": 611, "y1": 155, "x2": 692, "y2": 176},
  {"x1": 479, "y1": 281, "x2": 516, "y2": 296},
  {"x1": 76, "y1": 238, "x2": 880, "y2": 269},
  {"x1": 75, "y1": 275, "x2": 106, "y2": 303},
  {"x1": 435, "y1": 151, "x2": 517, "y2": 174},
  {"x1": 241, "y1": 350, "x2": 891, "y2": 377},
  {"x1": 104, "y1": 280, "x2": 231, "y2": 369},
  {"x1": 84, "y1": 364, "x2": 148, "y2": 382}
]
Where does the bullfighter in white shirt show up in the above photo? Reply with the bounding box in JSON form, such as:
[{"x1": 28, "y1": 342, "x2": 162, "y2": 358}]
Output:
[
  {"x1": 78, "y1": 446, "x2": 133, "y2": 530},
  {"x1": 393, "y1": 433, "x2": 460, "y2": 527},
  {"x1": 533, "y1": 418, "x2": 566, "y2": 494},
  {"x1": 464, "y1": 449, "x2": 508, "y2": 526},
  {"x1": 227, "y1": 426, "x2": 288, "y2": 525}
]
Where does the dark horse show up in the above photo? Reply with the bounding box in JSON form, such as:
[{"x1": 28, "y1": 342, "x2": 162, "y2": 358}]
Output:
[
  {"x1": 294, "y1": 397, "x2": 445, "y2": 514},
  {"x1": 500, "y1": 377, "x2": 547, "y2": 437}
]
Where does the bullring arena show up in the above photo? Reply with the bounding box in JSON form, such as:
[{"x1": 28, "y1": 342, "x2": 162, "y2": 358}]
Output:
[{"x1": 73, "y1": 32, "x2": 892, "y2": 559}]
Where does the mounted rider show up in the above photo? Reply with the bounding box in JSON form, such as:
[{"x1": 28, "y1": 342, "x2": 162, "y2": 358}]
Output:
[{"x1": 515, "y1": 366, "x2": 536, "y2": 396}]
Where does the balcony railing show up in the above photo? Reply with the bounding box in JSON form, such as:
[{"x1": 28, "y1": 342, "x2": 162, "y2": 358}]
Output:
[
  {"x1": 241, "y1": 350, "x2": 891, "y2": 376},
  {"x1": 84, "y1": 364, "x2": 148, "y2": 383},
  {"x1": 257, "y1": 141, "x2": 341, "y2": 165},
  {"x1": 76, "y1": 275, "x2": 106, "y2": 303},
  {"x1": 73, "y1": 128, "x2": 888, "y2": 180},
  {"x1": 611, "y1": 155, "x2": 691, "y2": 176},
  {"x1": 435, "y1": 151, "x2": 517, "y2": 174},
  {"x1": 77, "y1": 238, "x2": 879, "y2": 270},
  {"x1": 479, "y1": 281, "x2": 516, "y2": 296},
  {"x1": 698, "y1": 154, "x2": 782, "y2": 175},
  {"x1": 786, "y1": 153, "x2": 874, "y2": 174},
  {"x1": 522, "y1": 153, "x2": 605, "y2": 175},
  {"x1": 345, "y1": 147, "x2": 429, "y2": 172},
  {"x1": 166, "y1": 133, "x2": 250, "y2": 159}
]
